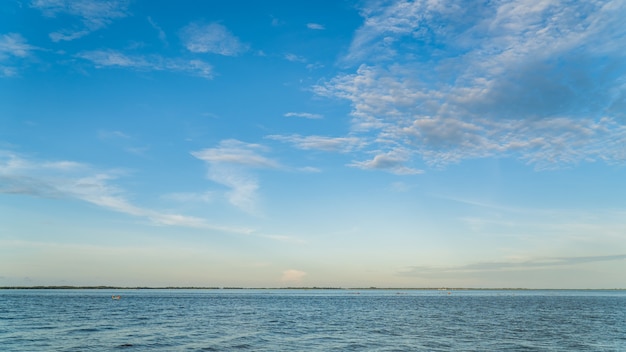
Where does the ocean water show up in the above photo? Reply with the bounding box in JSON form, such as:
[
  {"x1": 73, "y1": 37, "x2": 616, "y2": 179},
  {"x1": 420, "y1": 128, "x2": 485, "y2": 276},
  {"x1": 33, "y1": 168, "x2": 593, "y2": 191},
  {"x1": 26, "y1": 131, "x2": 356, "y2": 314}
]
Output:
[{"x1": 1, "y1": 289, "x2": 625, "y2": 351}]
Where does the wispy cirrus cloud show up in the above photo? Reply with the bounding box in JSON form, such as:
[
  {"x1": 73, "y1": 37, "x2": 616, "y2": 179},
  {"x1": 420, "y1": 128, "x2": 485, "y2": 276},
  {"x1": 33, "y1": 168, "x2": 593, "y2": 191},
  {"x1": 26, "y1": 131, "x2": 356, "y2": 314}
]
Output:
[
  {"x1": 192, "y1": 139, "x2": 280, "y2": 214},
  {"x1": 311, "y1": 0, "x2": 626, "y2": 171},
  {"x1": 349, "y1": 149, "x2": 423, "y2": 175},
  {"x1": 0, "y1": 151, "x2": 250, "y2": 234},
  {"x1": 161, "y1": 191, "x2": 213, "y2": 204},
  {"x1": 284, "y1": 112, "x2": 323, "y2": 119},
  {"x1": 266, "y1": 134, "x2": 365, "y2": 153},
  {"x1": 180, "y1": 22, "x2": 248, "y2": 56},
  {"x1": 307, "y1": 23, "x2": 325, "y2": 30},
  {"x1": 284, "y1": 53, "x2": 306, "y2": 63},
  {"x1": 31, "y1": 0, "x2": 129, "y2": 41},
  {"x1": 147, "y1": 16, "x2": 168, "y2": 46},
  {"x1": 76, "y1": 49, "x2": 213, "y2": 78},
  {"x1": 97, "y1": 130, "x2": 151, "y2": 156},
  {"x1": 0, "y1": 33, "x2": 35, "y2": 59},
  {"x1": 0, "y1": 33, "x2": 37, "y2": 76},
  {"x1": 98, "y1": 130, "x2": 130, "y2": 140}
]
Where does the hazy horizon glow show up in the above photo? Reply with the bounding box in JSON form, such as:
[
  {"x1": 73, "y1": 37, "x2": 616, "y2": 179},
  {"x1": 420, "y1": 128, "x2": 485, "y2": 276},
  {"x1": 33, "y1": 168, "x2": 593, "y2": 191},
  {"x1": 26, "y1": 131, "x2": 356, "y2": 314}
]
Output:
[{"x1": 1, "y1": 0, "x2": 625, "y2": 289}]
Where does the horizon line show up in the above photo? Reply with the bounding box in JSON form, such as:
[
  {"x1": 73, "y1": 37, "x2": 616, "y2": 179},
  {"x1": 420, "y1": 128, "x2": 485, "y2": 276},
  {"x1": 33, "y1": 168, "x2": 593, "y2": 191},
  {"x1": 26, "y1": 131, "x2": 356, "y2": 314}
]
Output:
[{"x1": 1, "y1": 286, "x2": 624, "y2": 291}]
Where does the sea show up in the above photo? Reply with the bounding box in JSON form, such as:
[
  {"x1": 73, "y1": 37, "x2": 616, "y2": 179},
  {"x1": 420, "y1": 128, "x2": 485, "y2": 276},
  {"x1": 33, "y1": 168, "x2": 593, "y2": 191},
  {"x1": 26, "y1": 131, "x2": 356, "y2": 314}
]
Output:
[{"x1": 1, "y1": 289, "x2": 625, "y2": 351}]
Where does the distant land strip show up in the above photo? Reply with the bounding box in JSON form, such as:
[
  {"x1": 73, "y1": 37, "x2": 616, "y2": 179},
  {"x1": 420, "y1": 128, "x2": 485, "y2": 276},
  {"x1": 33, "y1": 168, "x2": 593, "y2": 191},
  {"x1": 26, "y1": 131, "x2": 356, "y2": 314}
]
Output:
[{"x1": 1, "y1": 286, "x2": 624, "y2": 290}]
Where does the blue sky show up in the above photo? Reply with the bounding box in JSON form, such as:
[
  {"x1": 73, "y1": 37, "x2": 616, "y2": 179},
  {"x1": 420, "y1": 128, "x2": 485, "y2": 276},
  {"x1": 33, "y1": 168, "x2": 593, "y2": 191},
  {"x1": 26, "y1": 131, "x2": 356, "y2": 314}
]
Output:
[{"x1": 1, "y1": 0, "x2": 625, "y2": 288}]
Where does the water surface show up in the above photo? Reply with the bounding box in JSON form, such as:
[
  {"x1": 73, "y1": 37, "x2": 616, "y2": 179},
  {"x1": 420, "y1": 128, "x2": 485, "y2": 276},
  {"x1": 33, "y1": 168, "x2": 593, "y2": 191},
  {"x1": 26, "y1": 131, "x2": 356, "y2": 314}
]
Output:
[{"x1": 1, "y1": 289, "x2": 625, "y2": 351}]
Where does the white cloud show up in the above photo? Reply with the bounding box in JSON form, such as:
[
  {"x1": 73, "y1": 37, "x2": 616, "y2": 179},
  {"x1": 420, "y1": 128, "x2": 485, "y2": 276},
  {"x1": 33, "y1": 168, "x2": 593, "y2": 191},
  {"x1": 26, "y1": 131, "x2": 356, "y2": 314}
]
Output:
[
  {"x1": 0, "y1": 33, "x2": 35, "y2": 59},
  {"x1": 284, "y1": 112, "x2": 323, "y2": 119},
  {"x1": 270, "y1": 16, "x2": 285, "y2": 27},
  {"x1": 284, "y1": 53, "x2": 306, "y2": 63},
  {"x1": 49, "y1": 30, "x2": 91, "y2": 42},
  {"x1": 1, "y1": 66, "x2": 18, "y2": 77},
  {"x1": 192, "y1": 140, "x2": 280, "y2": 214},
  {"x1": 76, "y1": 49, "x2": 213, "y2": 79},
  {"x1": 192, "y1": 139, "x2": 279, "y2": 168},
  {"x1": 307, "y1": 23, "x2": 325, "y2": 30},
  {"x1": 180, "y1": 22, "x2": 248, "y2": 56},
  {"x1": 281, "y1": 269, "x2": 307, "y2": 283},
  {"x1": 31, "y1": 0, "x2": 129, "y2": 41},
  {"x1": 0, "y1": 33, "x2": 36, "y2": 76},
  {"x1": 266, "y1": 134, "x2": 365, "y2": 153},
  {"x1": 0, "y1": 151, "x2": 250, "y2": 234},
  {"x1": 349, "y1": 149, "x2": 423, "y2": 175},
  {"x1": 314, "y1": 0, "x2": 626, "y2": 169},
  {"x1": 77, "y1": 49, "x2": 143, "y2": 67},
  {"x1": 206, "y1": 168, "x2": 260, "y2": 214},
  {"x1": 306, "y1": 62, "x2": 324, "y2": 70}
]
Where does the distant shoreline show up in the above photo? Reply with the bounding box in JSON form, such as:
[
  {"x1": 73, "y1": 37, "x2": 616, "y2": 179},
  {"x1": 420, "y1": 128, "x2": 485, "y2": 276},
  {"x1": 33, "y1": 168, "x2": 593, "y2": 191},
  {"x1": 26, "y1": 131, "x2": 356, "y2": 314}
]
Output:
[{"x1": 1, "y1": 286, "x2": 624, "y2": 290}]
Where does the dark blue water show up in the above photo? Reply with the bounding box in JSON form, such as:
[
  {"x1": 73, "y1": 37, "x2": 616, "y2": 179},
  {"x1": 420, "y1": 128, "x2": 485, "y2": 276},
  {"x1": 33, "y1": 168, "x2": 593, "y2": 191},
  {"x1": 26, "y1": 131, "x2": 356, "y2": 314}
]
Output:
[{"x1": 1, "y1": 289, "x2": 625, "y2": 351}]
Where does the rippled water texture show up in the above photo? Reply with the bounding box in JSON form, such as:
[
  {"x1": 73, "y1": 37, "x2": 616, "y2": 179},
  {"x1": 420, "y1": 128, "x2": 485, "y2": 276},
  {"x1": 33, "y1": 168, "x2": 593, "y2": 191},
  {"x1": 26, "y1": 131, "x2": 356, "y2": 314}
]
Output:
[{"x1": 1, "y1": 289, "x2": 625, "y2": 351}]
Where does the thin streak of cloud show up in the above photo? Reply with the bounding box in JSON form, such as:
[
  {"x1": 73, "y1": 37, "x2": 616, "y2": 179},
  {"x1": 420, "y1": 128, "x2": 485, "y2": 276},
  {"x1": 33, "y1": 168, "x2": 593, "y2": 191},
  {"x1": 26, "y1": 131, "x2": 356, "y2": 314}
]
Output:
[
  {"x1": 76, "y1": 49, "x2": 213, "y2": 79},
  {"x1": 307, "y1": 23, "x2": 325, "y2": 30},
  {"x1": 192, "y1": 139, "x2": 279, "y2": 168},
  {"x1": 98, "y1": 130, "x2": 130, "y2": 140},
  {"x1": 266, "y1": 134, "x2": 365, "y2": 153},
  {"x1": 97, "y1": 130, "x2": 150, "y2": 156},
  {"x1": 284, "y1": 112, "x2": 323, "y2": 119},
  {"x1": 148, "y1": 16, "x2": 168, "y2": 46},
  {"x1": 298, "y1": 166, "x2": 321, "y2": 173},
  {"x1": 161, "y1": 191, "x2": 213, "y2": 204},
  {"x1": 0, "y1": 151, "x2": 251, "y2": 235},
  {"x1": 400, "y1": 254, "x2": 626, "y2": 278}
]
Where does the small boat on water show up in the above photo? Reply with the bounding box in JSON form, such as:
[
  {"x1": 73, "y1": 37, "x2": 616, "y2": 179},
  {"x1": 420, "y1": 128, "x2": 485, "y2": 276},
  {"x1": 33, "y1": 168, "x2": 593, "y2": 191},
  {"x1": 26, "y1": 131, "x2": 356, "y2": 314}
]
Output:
[{"x1": 112, "y1": 295, "x2": 121, "y2": 300}]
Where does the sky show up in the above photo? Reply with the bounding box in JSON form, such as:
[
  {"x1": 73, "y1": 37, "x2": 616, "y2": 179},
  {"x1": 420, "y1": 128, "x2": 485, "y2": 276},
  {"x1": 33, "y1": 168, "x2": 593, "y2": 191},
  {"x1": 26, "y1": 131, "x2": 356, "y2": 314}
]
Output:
[{"x1": 1, "y1": 0, "x2": 625, "y2": 289}]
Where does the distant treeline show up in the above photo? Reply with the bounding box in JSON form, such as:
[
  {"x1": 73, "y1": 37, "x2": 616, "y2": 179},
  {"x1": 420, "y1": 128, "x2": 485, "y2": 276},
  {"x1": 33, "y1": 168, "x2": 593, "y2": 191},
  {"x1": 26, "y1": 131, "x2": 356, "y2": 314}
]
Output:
[
  {"x1": 0, "y1": 286, "x2": 220, "y2": 290},
  {"x1": 0, "y1": 286, "x2": 341, "y2": 290}
]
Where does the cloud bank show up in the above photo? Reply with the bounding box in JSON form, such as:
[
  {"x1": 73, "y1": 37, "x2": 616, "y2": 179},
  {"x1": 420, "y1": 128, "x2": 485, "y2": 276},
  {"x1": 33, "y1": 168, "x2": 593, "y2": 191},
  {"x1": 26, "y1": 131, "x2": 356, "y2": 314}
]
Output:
[
  {"x1": 401, "y1": 254, "x2": 626, "y2": 278},
  {"x1": 299, "y1": 0, "x2": 626, "y2": 172}
]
